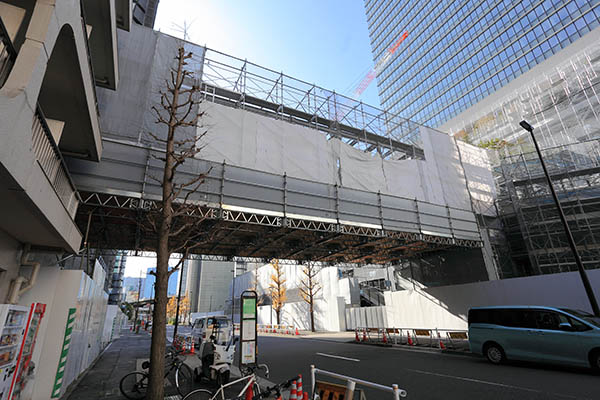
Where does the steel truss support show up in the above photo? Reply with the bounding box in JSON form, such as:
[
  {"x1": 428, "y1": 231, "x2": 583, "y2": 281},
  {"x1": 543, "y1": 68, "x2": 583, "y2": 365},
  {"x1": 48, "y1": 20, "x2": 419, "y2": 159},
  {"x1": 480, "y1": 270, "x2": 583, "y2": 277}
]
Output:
[{"x1": 77, "y1": 190, "x2": 482, "y2": 265}]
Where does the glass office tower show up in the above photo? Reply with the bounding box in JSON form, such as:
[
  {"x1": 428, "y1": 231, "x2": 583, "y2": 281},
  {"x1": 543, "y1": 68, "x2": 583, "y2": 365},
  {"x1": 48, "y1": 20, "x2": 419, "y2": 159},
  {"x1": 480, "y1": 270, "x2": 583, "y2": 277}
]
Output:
[{"x1": 364, "y1": 0, "x2": 600, "y2": 128}]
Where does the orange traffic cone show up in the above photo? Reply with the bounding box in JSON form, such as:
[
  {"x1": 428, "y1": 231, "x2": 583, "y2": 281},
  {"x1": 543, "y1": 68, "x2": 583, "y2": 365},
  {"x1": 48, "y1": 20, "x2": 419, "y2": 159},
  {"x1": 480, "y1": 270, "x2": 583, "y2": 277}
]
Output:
[
  {"x1": 355, "y1": 329, "x2": 360, "y2": 342},
  {"x1": 407, "y1": 331, "x2": 413, "y2": 346},
  {"x1": 245, "y1": 378, "x2": 254, "y2": 400},
  {"x1": 295, "y1": 327, "x2": 300, "y2": 336},
  {"x1": 362, "y1": 329, "x2": 367, "y2": 342},
  {"x1": 290, "y1": 381, "x2": 298, "y2": 400},
  {"x1": 382, "y1": 330, "x2": 388, "y2": 344},
  {"x1": 297, "y1": 375, "x2": 302, "y2": 396},
  {"x1": 303, "y1": 392, "x2": 309, "y2": 400},
  {"x1": 437, "y1": 331, "x2": 446, "y2": 350}
]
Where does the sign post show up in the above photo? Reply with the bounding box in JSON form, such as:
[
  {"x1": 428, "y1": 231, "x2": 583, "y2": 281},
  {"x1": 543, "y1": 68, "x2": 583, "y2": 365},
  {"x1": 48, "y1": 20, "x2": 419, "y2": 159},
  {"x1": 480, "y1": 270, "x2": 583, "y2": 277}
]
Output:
[{"x1": 239, "y1": 290, "x2": 258, "y2": 371}]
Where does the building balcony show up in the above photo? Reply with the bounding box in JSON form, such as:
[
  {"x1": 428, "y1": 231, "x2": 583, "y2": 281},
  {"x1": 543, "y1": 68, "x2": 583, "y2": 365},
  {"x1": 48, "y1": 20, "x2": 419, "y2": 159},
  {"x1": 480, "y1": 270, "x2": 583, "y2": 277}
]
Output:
[
  {"x1": 115, "y1": 0, "x2": 132, "y2": 31},
  {"x1": 81, "y1": 0, "x2": 119, "y2": 90},
  {"x1": 0, "y1": 0, "x2": 111, "y2": 253}
]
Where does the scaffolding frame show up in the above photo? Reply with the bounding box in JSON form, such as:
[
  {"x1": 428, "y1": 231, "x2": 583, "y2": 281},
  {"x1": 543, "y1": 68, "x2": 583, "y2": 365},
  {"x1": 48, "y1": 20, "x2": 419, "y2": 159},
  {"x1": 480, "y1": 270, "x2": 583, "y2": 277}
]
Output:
[
  {"x1": 496, "y1": 139, "x2": 600, "y2": 276},
  {"x1": 197, "y1": 48, "x2": 428, "y2": 160}
]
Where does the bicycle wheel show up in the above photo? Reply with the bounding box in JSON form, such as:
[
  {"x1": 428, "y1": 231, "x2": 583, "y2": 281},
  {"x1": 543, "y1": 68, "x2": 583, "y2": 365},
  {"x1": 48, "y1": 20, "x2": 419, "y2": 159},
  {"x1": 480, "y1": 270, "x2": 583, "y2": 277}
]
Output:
[
  {"x1": 119, "y1": 371, "x2": 149, "y2": 400},
  {"x1": 182, "y1": 389, "x2": 213, "y2": 400},
  {"x1": 175, "y1": 362, "x2": 194, "y2": 397}
]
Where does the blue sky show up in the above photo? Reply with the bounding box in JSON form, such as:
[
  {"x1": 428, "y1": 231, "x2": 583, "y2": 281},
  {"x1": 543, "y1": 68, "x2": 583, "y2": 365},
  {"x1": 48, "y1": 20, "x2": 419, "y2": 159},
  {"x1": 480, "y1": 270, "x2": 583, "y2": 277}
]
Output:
[{"x1": 154, "y1": 0, "x2": 382, "y2": 107}]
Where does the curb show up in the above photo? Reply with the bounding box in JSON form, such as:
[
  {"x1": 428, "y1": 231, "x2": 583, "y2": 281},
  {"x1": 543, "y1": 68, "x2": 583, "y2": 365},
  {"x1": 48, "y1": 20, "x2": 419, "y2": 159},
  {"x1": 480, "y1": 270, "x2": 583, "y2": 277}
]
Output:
[{"x1": 350, "y1": 340, "x2": 473, "y2": 355}]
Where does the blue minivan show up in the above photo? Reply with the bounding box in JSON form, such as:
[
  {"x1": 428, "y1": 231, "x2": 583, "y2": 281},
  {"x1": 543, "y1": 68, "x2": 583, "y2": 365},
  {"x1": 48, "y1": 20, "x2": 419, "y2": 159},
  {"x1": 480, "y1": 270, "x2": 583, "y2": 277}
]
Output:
[{"x1": 468, "y1": 306, "x2": 600, "y2": 369}]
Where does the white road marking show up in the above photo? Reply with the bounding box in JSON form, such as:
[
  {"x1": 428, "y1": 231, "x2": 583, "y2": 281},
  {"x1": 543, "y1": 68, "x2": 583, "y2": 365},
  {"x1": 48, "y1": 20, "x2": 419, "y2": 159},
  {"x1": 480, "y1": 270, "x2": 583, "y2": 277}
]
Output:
[
  {"x1": 407, "y1": 369, "x2": 589, "y2": 399},
  {"x1": 316, "y1": 352, "x2": 360, "y2": 362}
]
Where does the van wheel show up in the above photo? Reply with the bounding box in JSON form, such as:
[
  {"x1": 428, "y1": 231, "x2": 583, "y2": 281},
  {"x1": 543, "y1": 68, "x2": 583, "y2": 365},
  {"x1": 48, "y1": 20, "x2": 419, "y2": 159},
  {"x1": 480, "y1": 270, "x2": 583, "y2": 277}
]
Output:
[
  {"x1": 590, "y1": 350, "x2": 600, "y2": 372},
  {"x1": 484, "y1": 343, "x2": 505, "y2": 365}
]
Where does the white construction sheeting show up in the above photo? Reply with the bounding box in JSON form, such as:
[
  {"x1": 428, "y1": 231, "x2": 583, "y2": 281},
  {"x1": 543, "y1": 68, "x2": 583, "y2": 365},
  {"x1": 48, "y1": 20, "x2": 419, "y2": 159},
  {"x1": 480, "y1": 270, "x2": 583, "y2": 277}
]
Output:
[
  {"x1": 456, "y1": 141, "x2": 497, "y2": 216},
  {"x1": 198, "y1": 103, "x2": 491, "y2": 214},
  {"x1": 97, "y1": 24, "x2": 204, "y2": 142},
  {"x1": 199, "y1": 102, "x2": 339, "y2": 184}
]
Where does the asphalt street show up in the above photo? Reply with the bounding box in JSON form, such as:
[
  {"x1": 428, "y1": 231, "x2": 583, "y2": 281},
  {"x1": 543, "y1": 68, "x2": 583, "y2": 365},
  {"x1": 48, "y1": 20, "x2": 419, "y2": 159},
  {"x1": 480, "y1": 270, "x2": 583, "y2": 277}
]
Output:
[{"x1": 255, "y1": 336, "x2": 600, "y2": 400}]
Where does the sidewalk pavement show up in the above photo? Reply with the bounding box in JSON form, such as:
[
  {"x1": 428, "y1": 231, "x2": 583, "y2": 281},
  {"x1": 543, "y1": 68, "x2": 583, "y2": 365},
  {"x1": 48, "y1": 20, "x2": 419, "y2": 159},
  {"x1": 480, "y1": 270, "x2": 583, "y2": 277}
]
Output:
[
  {"x1": 65, "y1": 329, "x2": 152, "y2": 400},
  {"x1": 65, "y1": 328, "x2": 262, "y2": 400},
  {"x1": 261, "y1": 330, "x2": 471, "y2": 354}
]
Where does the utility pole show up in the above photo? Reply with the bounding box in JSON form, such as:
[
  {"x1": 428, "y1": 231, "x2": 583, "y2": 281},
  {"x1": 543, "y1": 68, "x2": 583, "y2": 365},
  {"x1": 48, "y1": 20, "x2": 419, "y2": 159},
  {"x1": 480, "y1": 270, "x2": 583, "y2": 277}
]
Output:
[
  {"x1": 519, "y1": 121, "x2": 600, "y2": 317},
  {"x1": 134, "y1": 272, "x2": 142, "y2": 333},
  {"x1": 173, "y1": 260, "x2": 185, "y2": 340}
]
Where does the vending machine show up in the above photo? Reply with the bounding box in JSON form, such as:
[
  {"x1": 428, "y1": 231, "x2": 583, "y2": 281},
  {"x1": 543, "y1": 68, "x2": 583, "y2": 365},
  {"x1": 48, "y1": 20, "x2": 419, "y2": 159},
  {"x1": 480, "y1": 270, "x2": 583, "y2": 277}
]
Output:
[
  {"x1": 0, "y1": 305, "x2": 28, "y2": 400},
  {"x1": 9, "y1": 303, "x2": 46, "y2": 400}
]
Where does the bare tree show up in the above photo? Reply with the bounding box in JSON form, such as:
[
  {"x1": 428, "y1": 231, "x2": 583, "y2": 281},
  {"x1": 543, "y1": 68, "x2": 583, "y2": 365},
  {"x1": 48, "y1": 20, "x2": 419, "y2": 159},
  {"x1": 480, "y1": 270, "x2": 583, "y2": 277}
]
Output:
[
  {"x1": 144, "y1": 45, "x2": 210, "y2": 400},
  {"x1": 268, "y1": 259, "x2": 286, "y2": 325},
  {"x1": 299, "y1": 262, "x2": 321, "y2": 332}
]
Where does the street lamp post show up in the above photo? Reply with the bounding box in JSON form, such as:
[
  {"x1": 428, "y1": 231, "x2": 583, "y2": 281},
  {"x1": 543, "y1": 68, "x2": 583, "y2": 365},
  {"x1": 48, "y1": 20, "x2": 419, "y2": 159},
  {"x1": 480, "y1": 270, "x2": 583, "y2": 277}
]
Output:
[
  {"x1": 230, "y1": 261, "x2": 236, "y2": 320},
  {"x1": 519, "y1": 120, "x2": 600, "y2": 317}
]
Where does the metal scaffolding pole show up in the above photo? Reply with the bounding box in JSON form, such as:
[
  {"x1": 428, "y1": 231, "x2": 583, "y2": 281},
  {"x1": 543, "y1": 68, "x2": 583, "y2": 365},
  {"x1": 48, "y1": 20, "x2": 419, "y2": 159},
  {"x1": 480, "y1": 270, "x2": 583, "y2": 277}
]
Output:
[{"x1": 520, "y1": 120, "x2": 600, "y2": 317}]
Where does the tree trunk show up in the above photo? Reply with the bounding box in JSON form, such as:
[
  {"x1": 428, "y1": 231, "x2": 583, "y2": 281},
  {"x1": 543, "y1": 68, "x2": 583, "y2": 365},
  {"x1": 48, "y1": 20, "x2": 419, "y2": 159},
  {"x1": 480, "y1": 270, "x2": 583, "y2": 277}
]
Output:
[
  {"x1": 276, "y1": 309, "x2": 281, "y2": 325},
  {"x1": 309, "y1": 298, "x2": 315, "y2": 332},
  {"x1": 147, "y1": 246, "x2": 169, "y2": 400},
  {"x1": 147, "y1": 47, "x2": 183, "y2": 400}
]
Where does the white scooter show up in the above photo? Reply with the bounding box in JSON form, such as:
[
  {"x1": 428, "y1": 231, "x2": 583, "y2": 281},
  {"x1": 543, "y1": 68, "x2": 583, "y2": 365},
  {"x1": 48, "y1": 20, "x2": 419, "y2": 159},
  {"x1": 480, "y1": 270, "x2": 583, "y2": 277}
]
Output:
[{"x1": 195, "y1": 320, "x2": 238, "y2": 386}]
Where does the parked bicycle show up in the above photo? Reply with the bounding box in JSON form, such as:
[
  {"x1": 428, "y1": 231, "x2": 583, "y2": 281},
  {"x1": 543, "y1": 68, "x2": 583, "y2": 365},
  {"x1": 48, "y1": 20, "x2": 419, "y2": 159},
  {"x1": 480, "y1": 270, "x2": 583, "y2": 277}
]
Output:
[
  {"x1": 119, "y1": 348, "x2": 194, "y2": 399},
  {"x1": 183, "y1": 367, "x2": 300, "y2": 400}
]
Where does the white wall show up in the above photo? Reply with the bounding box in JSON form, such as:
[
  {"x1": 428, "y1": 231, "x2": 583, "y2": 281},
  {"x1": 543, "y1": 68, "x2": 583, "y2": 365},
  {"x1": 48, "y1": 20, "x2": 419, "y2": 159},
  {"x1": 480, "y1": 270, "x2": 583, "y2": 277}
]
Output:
[
  {"x1": 233, "y1": 263, "x2": 355, "y2": 331},
  {"x1": 20, "y1": 260, "x2": 110, "y2": 399},
  {"x1": 345, "y1": 306, "x2": 388, "y2": 330},
  {"x1": 0, "y1": 228, "x2": 20, "y2": 301},
  {"x1": 102, "y1": 304, "x2": 127, "y2": 346},
  {"x1": 257, "y1": 296, "x2": 347, "y2": 332},
  {"x1": 380, "y1": 269, "x2": 600, "y2": 330}
]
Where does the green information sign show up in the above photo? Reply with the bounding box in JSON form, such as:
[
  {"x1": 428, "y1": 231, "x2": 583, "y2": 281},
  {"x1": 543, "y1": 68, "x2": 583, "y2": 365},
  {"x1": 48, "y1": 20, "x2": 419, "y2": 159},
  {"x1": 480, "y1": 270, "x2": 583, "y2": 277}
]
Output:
[
  {"x1": 242, "y1": 298, "x2": 256, "y2": 319},
  {"x1": 239, "y1": 290, "x2": 258, "y2": 367}
]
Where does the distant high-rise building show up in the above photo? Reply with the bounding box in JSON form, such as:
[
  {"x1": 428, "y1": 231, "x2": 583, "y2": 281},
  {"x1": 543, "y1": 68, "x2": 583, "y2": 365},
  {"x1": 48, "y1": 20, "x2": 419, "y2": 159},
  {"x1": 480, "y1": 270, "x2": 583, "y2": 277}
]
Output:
[
  {"x1": 366, "y1": 0, "x2": 600, "y2": 279},
  {"x1": 364, "y1": 0, "x2": 600, "y2": 128},
  {"x1": 133, "y1": 0, "x2": 160, "y2": 28},
  {"x1": 181, "y1": 259, "x2": 237, "y2": 313},
  {"x1": 108, "y1": 252, "x2": 127, "y2": 304},
  {"x1": 364, "y1": 1, "x2": 600, "y2": 279}
]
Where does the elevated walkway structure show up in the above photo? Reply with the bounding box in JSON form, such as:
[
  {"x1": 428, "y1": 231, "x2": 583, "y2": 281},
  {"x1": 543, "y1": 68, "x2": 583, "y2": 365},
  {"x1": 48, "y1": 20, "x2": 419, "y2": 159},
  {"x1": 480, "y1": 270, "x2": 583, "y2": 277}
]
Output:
[{"x1": 67, "y1": 27, "x2": 484, "y2": 265}]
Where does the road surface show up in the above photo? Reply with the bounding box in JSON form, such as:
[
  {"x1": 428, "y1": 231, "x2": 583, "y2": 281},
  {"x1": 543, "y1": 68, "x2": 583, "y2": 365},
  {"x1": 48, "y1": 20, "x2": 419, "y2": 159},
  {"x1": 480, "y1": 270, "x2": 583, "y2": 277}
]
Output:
[{"x1": 255, "y1": 336, "x2": 599, "y2": 400}]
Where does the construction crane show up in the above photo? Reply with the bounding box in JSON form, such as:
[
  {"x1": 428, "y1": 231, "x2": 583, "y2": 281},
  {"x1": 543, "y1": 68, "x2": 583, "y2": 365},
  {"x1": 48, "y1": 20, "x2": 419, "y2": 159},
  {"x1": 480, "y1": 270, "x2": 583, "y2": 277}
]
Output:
[{"x1": 335, "y1": 31, "x2": 409, "y2": 122}]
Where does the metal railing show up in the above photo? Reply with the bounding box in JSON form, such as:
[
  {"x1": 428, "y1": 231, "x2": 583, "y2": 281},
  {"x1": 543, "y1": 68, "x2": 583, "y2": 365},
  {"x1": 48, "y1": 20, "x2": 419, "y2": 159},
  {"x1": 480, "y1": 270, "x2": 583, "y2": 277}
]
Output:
[
  {"x1": 197, "y1": 48, "x2": 429, "y2": 159},
  {"x1": 355, "y1": 326, "x2": 469, "y2": 350},
  {"x1": 32, "y1": 106, "x2": 80, "y2": 218},
  {"x1": 0, "y1": 17, "x2": 17, "y2": 88},
  {"x1": 310, "y1": 365, "x2": 407, "y2": 399}
]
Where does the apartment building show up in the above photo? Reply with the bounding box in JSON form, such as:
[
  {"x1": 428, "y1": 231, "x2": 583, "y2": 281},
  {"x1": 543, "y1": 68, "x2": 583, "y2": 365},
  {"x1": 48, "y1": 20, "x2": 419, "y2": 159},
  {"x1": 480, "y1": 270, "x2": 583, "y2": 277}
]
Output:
[{"x1": 0, "y1": 1, "x2": 130, "y2": 398}]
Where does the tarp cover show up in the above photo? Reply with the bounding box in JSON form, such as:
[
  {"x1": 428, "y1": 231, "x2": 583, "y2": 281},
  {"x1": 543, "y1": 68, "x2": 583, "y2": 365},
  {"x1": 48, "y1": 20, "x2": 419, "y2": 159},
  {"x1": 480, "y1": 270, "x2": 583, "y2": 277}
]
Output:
[
  {"x1": 197, "y1": 103, "x2": 495, "y2": 212},
  {"x1": 199, "y1": 102, "x2": 339, "y2": 184}
]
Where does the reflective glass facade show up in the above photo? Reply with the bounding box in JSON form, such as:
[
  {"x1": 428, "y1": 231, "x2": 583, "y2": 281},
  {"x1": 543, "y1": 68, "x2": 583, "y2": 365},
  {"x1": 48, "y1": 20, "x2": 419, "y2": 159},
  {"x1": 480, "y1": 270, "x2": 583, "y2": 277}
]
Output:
[{"x1": 364, "y1": 0, "x2": 600, "y2": 128}]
